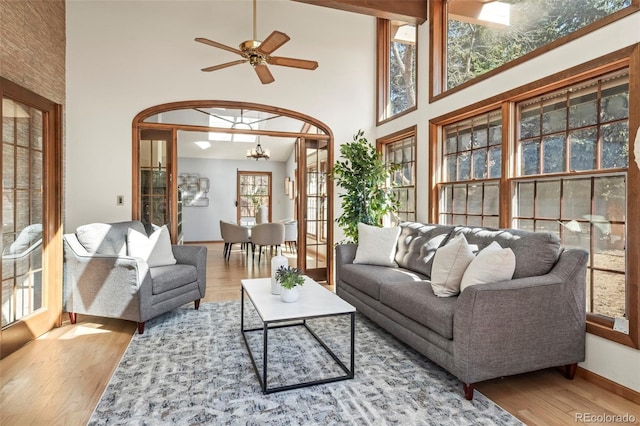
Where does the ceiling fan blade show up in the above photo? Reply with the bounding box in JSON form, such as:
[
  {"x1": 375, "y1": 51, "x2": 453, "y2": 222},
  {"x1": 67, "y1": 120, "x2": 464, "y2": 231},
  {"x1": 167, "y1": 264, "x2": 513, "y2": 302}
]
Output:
[
  {"x1": 257, "y1": 31, "x2": 290, "y2": 55},
  {"x1": 195, "y1": 37, "x2": 243, "y2": 55},
  {"x1": 201, "y1": 59, "x2": 248, "y2": 72},
  {"x1": 268, "y1": 56, "x2": 319, "y2": 70},
  {"x1": 254, "y1": 64, "x2": 275, "y2": 84}
]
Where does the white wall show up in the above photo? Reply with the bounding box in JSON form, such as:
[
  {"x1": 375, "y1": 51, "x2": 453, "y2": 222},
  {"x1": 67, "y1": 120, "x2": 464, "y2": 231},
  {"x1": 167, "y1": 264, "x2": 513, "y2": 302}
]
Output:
[
  {"x1": 178, "y1": 157, "x2": 288, "y2": 241},
  {"x1": 66, "y1": 0, "x2": 375, "y2": 231},
  {"x1": 375, "y1": 12, "x2": 640, "y2": 392}
]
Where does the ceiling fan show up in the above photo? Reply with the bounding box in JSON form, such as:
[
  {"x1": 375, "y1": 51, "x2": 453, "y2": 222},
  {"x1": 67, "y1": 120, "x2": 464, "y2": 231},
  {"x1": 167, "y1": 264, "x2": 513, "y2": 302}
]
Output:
[{"x1": 195, "y1": 0, "x2": 318, "y2": 84}]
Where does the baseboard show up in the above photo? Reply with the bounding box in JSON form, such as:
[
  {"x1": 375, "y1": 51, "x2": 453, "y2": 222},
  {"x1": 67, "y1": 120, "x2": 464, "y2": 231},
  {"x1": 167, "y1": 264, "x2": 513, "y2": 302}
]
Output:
[{"x1": 577, "y1": 366, "x2": 640, "y2": 405}]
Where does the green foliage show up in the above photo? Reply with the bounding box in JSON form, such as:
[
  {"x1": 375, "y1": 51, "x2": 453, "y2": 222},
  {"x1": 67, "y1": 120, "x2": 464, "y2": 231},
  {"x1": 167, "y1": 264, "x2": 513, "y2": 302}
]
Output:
[
  {"x1": 330, "y1": 130, "x2": 400, "y2": 243},
  {"x1": 275, "y1": 265, "x2": 305, "y2": 290}
]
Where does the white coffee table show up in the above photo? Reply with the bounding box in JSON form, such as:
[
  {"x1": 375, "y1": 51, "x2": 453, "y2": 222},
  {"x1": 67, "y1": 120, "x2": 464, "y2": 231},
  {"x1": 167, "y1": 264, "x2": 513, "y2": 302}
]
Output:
[{"x1": 240, "y1": 276, "x2": 356, "y2": 394}]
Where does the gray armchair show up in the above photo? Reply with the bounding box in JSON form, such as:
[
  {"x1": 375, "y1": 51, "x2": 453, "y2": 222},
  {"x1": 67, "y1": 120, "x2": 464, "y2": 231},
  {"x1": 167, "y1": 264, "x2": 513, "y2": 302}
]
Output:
[{"x1": 63, "y1": 221, "x2": 207, "y2": 334}]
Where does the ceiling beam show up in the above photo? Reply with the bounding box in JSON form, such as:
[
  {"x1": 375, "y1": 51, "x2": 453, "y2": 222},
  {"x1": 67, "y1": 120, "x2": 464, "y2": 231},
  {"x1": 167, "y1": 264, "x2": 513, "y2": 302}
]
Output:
[{"x1": 292, "y1": 0, "x2": 427, "y2": 24}]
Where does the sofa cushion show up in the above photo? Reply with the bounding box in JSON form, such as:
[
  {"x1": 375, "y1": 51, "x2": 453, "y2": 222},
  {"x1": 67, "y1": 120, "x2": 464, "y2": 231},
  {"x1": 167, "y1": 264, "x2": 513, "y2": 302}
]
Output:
[
  {"x1": 460, "y1": 241, "x2": 516, "y2": 292},
  {"x1": 339, "y1": 264, "x2": 427, "y2": 300},
  {"x1": 380, "y1": 281, "x2": 457, "y2": 340},
  {"x1": 394, "y1": 222, "x2": 453, "y2": 278},
  {"x1": 127, "y1": 225, "x2": 177, "y2": 267},
  {"x1": 150, "y1": 264, "x2": 198, "y2": 295},
  {"x1": 353, "y1": 223, "x2": 401, "y2": 267},
  {"x1": 431, "y1": 234, "x2": 475, "y2": 297},
  {"x1": 454, "y1": 226, "x2": 561, "y2": 279},
  {"x1": 76, "y1": 221, "x2": 146, "y2": 256}
]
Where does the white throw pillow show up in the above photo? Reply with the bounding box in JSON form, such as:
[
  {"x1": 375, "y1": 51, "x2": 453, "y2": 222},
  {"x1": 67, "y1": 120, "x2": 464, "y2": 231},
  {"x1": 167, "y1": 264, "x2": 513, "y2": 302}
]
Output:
[
  {"x1": 353, "y1": 223, "x2": 401, "y2": 267},
  {"x1": 460, "y1": 241, "x2": 515, "y2": 292},
  {"x1": 430, "y1": 234, "x2": 475, "y2": 297},
  {"x1": 127, "y1": 225, "x2": 177, "y2": 267}
]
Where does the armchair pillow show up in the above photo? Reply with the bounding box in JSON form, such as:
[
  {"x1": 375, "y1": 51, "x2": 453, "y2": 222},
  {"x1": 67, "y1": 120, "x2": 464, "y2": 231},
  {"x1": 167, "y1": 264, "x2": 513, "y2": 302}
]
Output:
[
  {"x1": 460, "y1": 241, "x2": 515, "y2": 292},
  {"x1": 430, "y1": 234, "x2": 475, "y2": 297},
  {"x1": 127, "y1": 225, "x2": 177, "y2": 267},
  {"x1": 353, "y1": 223, "x2": 401, "y2": 267}
]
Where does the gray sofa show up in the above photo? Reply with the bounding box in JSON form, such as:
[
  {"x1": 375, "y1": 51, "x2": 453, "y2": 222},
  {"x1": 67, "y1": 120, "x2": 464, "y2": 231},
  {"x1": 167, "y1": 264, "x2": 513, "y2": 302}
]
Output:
[
  {"x1": 63, "y1": 221, "x2": 207, "y2": 334},
  {"x1": 335, "y1": 222, "x2": 587, "y2": 400}
]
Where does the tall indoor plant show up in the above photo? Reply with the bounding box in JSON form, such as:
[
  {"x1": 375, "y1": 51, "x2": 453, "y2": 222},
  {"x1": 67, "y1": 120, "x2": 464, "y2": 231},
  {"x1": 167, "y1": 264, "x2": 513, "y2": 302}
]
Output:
[{"x1": 331, "y1": 130, "x2": 399, "y2": 243}]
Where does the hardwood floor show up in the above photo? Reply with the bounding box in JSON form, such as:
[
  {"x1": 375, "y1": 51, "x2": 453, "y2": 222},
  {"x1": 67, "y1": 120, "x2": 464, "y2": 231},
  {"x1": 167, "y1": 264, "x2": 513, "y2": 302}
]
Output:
[{"x1": 1, "y1": 242, "x2": 638, "y2": 425}]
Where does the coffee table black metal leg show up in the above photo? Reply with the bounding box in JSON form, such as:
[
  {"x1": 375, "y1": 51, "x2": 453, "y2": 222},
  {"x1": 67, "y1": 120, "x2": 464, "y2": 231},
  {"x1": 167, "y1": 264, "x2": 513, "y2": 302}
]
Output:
[
  {"x1": 263, "y1": 321, "x2": 269, "y2": 393},
  {"x1": 350, "y1": 312, "x2": 355, "y2": 377}
]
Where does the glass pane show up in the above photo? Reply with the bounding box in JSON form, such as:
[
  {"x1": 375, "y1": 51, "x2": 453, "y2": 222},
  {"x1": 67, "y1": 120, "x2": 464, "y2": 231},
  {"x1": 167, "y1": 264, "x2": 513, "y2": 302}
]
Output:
[
  {"x1": 452, "y1": 215, "x2": 467, "y2": 225},
  {"x1": 542, "y1": 103, "x2": 566, "y2": 135},
  {"x1": 600, "y1": 83, "x2": 629, "y2": 123},
  {"x1": 2, "y1": 97, "x2": 44, "y2": 326},
  {"x1": 389, "y1": 23, "x2": 416, "y2": 116},
  {"x1": 458, "y1": 130, "x2": 472, "y2": 151},
  {"x1": 569, "y1": 92, "x2": 597, "y2": 129},
  {"x1": 488, "y1": 146, "x2": 501, "y2": 178},
  {"x1": 562, "y1": 179, "x2": 591, "y2": 220},
  {"x1": 445, "y1": 155, "x2": 457, "y2": 182},
  {"x1": 521, "y1": 141, "x2": 540, "y2": 175},
  {"x1": 483, "y1": 184, "x2": 499, "y2": 216},
  {"x1": 441, "y1": 186, "x2": 453, "y2": 213},
  {"x1": 489, "y1": 120, "x2": 502, "y2": 146},
  {"x1": 542, "y1": 135, "x2": 565, "y2": 173},
  {"x1": 520, "y1": 107, "x2": 540, "y2": 139},
  {"x1": 593, "y1": 228, "x2": 625, "y2": 271},
  {"x1": 601, "y1": 121, "x2": 628, "y2": 169},
  {"x1": 592, "y1": 271, "x2": 626, "y2": 318},
  {"x1": 515, "y1": 219, "x2": 534, "y2": 231},
  {"x1": 467, "y1": 216, "x2": 482, "y2": 226},
  {"x1": 458, "y1": 152, "x2": 471, "y2": 180},
  {"x1": 517, "y1": 182, "x2": 534, "y2": 217},
  {"x1": 562, "y1": 221, "x2": 590, "y2": 250},
  {"x1": 536, "y1": 180, "x2": 560, "y2": 218},
  {"x1": 452, "y1": 185, "x2": 467, "y2": 214},
  {"x1": 446, "y1": 0, "x2": 631, "y2": 89},
  {"x1": 569, "y1": 128, "x2": 597, "y2": 171},
  {"x1": 472, "y1": 124, "x2": 488, "y2": 148},
  {"x1": 483, "y1": 216, "x2": 499, "y2": 229},
  {"x1": 446, "y1": 134, "x2": 457, "y2": 154},
  {"x1": 467, "y1": 184, "x2": 482, "y2": 215},
  {"x1": 594, "y1": 176, "x2": 625, "y2": 221},
  {"x1": 472, "y1": 149, "x2": 487, "y2": 179},
  {"x1": 536, "y1": 219, "x2": 560, "y2": 237}
]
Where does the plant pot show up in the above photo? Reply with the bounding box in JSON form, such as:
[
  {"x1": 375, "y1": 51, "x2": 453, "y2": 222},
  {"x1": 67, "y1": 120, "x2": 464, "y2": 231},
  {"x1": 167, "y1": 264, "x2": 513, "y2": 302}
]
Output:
[{"x1": 280, "y1": 286, "x2": 299, "y2": 303}]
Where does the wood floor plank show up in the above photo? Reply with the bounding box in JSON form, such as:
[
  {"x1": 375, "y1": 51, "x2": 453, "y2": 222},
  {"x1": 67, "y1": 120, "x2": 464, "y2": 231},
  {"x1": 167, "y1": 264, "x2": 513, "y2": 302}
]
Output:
[{"x1": 1, "y1": 242, "x2": 638, "y2": 425}]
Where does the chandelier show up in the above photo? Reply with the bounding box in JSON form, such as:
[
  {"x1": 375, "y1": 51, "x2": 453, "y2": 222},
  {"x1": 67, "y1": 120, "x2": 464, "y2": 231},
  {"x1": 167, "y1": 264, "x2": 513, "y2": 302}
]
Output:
[{"x1": 246, "y1": 139, "x2": 270, "y2": 160}]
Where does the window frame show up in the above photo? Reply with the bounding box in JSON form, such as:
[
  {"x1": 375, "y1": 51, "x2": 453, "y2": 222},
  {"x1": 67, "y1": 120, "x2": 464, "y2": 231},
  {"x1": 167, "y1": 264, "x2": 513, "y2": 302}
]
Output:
[
  {"x1": 376, "y1": 18, "x2": 418, "y2": 125},
  {"x1": 236, "y1": 171, "x2": 272, "y2": 225},
  {"x1": 429, "y1": 0, "x2": 640, "y2": 102},
  {"x1": 429, "y1": 44, "x2": 640, "y2": 348},
  {"x1": 377, "y1": 125, "x2": 418, "y2": 222}
]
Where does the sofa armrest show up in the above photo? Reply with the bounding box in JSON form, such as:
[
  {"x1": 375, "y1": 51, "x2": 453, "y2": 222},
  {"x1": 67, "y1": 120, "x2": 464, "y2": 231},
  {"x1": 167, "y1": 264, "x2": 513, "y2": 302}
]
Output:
[
  {"x1": 172, "y1": 244, "x2": 207, "y2": 298},
  {"x1": 453, "y1": 248, "x2": 587, "y2": 384},
  {"x1": 63, "y1": 234, "x2": 151, "y2": 322},
  {"x1": 335, "y1": 243, "x2": 357, "y2": 285}
]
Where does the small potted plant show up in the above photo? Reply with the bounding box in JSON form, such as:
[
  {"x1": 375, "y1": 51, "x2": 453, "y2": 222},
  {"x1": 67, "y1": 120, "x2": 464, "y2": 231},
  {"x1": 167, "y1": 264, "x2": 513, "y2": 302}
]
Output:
[{"x1": 275, "y1": 265, "x2": 305, "y2": 303}]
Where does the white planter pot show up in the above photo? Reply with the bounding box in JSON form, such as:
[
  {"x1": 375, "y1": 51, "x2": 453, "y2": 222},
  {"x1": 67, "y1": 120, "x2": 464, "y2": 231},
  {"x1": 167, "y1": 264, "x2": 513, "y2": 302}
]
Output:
[
  {"x1": 280, "y1": 286, "x2": 299, "y2": 303},
  {"x1": 270, "y1": 248, "x2": 287, "y2": 295}
]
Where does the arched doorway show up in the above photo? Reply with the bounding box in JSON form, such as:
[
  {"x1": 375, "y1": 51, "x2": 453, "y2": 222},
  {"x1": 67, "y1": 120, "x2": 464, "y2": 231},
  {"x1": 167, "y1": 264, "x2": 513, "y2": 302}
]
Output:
[{"x1": 131, "y1": 100, "x2": 333, "y2": 282}]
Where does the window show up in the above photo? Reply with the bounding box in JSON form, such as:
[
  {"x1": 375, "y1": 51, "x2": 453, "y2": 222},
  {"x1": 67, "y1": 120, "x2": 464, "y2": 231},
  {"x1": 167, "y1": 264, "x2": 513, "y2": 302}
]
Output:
[
  {"x1": 430, "y1": 0, "x2": 638, "y2": 98},
  {"x1": 237, "y1": 172, "x2": 271, "y2": 225},
  {"x1": 439, "y1": 111, "x2": 502, "y2": 228},
  {"x1": 377, "y1": 19, "x2": 417, "y2": 124},
  {"x1": 515, "y1": 70, "x2": 628, "y2": 321},
  {"x1": 378, "y1": 127, "x2": 417, "y2": 222},
  {"x1": 430, "y1": 46, "x2": 639, "y2": 347}
]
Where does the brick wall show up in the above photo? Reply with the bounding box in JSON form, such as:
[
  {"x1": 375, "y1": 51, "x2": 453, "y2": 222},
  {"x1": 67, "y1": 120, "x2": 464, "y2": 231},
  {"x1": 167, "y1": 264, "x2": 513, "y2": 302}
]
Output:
[{"x1": 0, "y1": 0, "x2": 65, "y2": 104}]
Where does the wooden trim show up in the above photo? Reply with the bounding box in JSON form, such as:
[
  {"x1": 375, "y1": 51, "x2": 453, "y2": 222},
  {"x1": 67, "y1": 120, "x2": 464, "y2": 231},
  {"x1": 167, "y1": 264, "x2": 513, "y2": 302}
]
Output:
[
  {"x1": 430, "y1": 0, "x2": 640, "y2": 102},
  {"x1": 576, "y1": 367, "x2": 640, "y2": 405},
  {"x1": 428, "y1": 120, "x2": 439, "y2": 224},
  {"x1": 499, "y1": 102, "x2": 513, "y2": 228},
  {"x1": 236, "y1": 171, "x2": 273, "y2": 224},
  {"x1": 376, "y1": 18, "x2": 390, "y2": 125},
  {"x1": 292, "y1": 0, "x2": 427, "y2": 24}
]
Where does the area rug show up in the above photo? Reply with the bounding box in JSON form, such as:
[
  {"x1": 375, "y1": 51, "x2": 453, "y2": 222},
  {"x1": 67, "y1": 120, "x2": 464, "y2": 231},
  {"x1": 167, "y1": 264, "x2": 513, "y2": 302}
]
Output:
[{"x1": 89, "y1": 301, "x2": 523, "y2": 425}]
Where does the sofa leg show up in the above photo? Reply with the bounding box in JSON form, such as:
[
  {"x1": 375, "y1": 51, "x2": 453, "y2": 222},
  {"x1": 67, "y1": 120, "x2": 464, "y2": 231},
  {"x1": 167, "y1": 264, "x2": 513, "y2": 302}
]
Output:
[
  {"x1": 463, "y1": 383, "x2": 474, "y2": 400},
  {"x1": 564, "y1": 363, "x2": 578, "y2": 380},
  {"x1": 137, "y1": 322, "x2": 145, "y2": 334},
  {"x1": 68, "y1": 312, "x2": 77, "y2": 324},
  {"x1": 194, "y1": 299, "x2": 201, "y2": 310}
]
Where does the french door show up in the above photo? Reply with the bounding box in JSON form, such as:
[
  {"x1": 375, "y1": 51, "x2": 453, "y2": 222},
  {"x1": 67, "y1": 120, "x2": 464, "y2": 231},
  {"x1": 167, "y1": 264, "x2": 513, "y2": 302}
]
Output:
[{"x1": 1, "y1": 78, "x2": 63, "y2": 358}]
